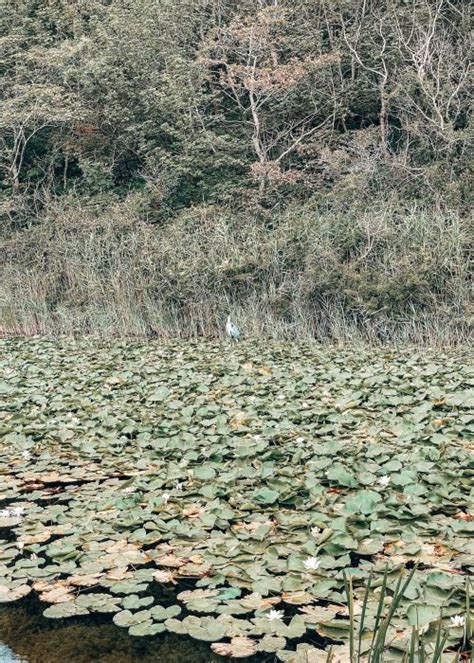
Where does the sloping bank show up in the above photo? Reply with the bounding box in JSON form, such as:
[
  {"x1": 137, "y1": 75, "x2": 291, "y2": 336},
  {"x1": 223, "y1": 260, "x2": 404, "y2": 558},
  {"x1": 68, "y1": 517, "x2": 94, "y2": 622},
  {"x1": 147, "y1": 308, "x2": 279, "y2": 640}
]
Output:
[{"x1": 0, "y1": 201, "x2": 470, "y2": 342}]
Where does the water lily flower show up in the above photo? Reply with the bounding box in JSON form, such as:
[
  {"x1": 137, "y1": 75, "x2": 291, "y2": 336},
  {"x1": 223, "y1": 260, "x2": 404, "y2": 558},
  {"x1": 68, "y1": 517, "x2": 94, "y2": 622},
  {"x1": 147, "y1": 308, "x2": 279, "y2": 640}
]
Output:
[
  {"x1": 303, "y1": 556, "x2": 321, "y2": 571},
  {"x1": 266, "y1": 609, "x2": 284, "y2": 621},
  {"x1": 0, "y1": 507, "x2": 24, "y2": 519},
  {"x1": 16, "y1": 542, "x2": 24, "y2": 552},
  {"x1": 310, "y1": 526, "x2": 321, "y2": 537},
  {"x1": 378, "y1": 475, "x2": 391, "y2": 488},
  {"x1": 21, "y1": 450, "x2": 31, "y2": 460},
  {"x1": 450, "y1": 615, "x2": 465, "y2": 628},
  {"x1": 296, "y1": 437, "x2": 305, "y2": 443},
  {"x1": 174, "y1": 482, "x2": 184, "y2": 491},
  {"x1": 162, "y1": 493, "x2": 171, "y2": 503}
]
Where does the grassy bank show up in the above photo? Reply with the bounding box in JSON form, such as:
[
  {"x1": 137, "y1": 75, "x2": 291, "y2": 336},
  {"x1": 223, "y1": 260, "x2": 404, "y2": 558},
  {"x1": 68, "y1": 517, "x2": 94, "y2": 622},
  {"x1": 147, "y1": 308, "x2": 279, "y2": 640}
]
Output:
[{"x1": 0, "y1": 200, "x2": 471, "y2": 343}]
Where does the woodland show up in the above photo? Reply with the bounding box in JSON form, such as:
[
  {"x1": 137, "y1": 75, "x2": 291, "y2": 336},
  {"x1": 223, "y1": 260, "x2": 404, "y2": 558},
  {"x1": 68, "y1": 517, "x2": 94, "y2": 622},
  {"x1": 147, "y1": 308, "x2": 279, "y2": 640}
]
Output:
[{"x1": 0, "y1": 0, "x2": 472, "y2": 340}]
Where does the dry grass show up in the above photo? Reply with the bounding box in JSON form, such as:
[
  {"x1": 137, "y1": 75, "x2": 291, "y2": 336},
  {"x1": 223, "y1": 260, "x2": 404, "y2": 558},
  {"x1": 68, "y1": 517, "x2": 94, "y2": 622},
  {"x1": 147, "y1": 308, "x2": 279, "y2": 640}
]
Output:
[{"x1": 0, "y1": 196, "x2": 471, "y2": 344}]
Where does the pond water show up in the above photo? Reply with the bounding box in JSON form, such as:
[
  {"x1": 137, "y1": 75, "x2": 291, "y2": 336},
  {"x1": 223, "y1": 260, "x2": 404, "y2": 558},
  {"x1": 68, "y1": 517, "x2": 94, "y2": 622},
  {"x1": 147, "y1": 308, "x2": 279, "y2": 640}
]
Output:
[
  {"x1": 0, "y1": 642, "x2": 26, "y2": 663},
  {"x1": 0, "y1": 599, "x2": 225, "y2": 663}
]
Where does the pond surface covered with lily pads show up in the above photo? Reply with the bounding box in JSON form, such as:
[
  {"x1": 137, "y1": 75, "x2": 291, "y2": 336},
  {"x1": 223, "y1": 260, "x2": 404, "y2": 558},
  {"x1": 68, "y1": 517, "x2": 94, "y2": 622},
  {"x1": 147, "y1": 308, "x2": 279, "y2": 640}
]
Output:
[{"x1": 0, "y1": 338, "x2": 472, "y2": 662}]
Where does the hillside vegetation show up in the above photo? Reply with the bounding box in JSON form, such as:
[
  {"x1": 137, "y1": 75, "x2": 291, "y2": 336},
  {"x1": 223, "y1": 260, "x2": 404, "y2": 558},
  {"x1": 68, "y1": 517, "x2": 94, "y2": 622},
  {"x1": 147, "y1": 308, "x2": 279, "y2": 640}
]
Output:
[{"x1": 0, "y1": 0, "x2": 472, "y2": 340}]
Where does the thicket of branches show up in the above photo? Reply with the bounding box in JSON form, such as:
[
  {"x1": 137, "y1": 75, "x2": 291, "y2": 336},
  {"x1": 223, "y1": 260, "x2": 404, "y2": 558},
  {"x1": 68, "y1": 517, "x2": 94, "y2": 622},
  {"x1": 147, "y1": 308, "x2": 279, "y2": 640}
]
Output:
[{"x1": 0, "y1": 0, "x2": 472, "y2": 340}]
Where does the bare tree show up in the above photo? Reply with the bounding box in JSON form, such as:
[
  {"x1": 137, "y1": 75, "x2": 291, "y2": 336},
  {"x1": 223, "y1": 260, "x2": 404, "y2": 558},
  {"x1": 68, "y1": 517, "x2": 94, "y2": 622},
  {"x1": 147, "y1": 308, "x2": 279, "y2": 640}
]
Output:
[
  {"x1": 1, "y1": 81, "x2": 79, "y2": 193},
  {"x1": 393, "y1": 0, "x2": 470, "y2": 154},
  {"x1": 341, "y1": 2, "x2": 393, "y2": 154},
  {"x1": 199, "y1": 5, "x2": 339, "y2": 192}
]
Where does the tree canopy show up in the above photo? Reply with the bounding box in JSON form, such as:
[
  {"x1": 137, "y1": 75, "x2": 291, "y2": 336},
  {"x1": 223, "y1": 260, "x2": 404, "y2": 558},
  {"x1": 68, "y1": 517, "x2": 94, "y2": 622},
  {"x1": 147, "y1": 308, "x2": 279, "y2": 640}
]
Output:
[{"x1": 1, "y1": 0, "x2": 471, "y2": 223}]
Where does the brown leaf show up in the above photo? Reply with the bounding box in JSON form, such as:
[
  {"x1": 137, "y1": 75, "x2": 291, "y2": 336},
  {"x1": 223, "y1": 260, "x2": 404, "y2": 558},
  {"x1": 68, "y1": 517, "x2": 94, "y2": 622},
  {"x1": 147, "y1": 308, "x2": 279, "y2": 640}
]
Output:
[
  {"x1": 106, "y1": 567, "x2": 130, "y2": 581},
  {"x1": 40, "y1": 583, "x2": 74, "y2": 604},
  {"x1": 183, "y1": 504, "x2": 204, "y2": 518},
  {"x1": 211, "y1": 636, "x2": 257, "y2": 658},
  {"x1": 229, "y1": 411, "x2": 254, "y2": 429},
  {"x1": 178, "y1": 561, "x2": 212, "y2": 578},
  {"x1": 49, "y1": 523, "x2": 74, "y2": 535},
  {"x1": 19, "y1": 529, "x2": 52, "y2": 544},
  {"x1": 40, "y1": 472, "x2": 76, "y2": 484},
  {"x1": 155, "y1": 554, "x2": 185, "y2": 568},
  {"x1": 152, "y1": 569, "x2": 177, "y2": 584},
  {"x1": 68, "y1": 573, "x2": 102, "y2": 587},
  {"x1": 282, "y1": 591, "x2": 314, "y2": 605},
  {"x1": 33, "y1": 579, "x2": 57, "y2": 592},
  {"x1": 454, "y1": 511, "x2": 473, "y2": 521},
  {"x1": 104, "y1": 539, "x2": 138, "y2": 554},
  {"x1": 240, "y1": 593, "x2": 281, "y2": 610}
]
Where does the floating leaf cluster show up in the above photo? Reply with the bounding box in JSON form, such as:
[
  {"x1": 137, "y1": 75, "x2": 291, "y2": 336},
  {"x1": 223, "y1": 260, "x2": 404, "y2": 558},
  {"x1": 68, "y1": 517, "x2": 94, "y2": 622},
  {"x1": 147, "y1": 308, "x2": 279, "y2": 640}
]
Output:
[{"x1": 0, "y1": 338, "x2": 473, "y2": 660}]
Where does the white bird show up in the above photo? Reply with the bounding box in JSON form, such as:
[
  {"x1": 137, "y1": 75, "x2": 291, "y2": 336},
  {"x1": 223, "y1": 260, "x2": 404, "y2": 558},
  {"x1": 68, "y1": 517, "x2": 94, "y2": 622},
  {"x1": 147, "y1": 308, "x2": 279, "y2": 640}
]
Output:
[{"x1": 225, "y1": 315, "x2": 241, "y2": 341}]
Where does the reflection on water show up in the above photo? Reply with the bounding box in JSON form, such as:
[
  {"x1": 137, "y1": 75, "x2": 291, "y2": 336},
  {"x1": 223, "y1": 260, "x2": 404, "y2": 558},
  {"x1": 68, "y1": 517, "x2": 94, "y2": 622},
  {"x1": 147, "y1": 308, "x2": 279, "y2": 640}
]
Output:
[
  {"x1": 0, "y1": 599, "x2": 226, "y2": 663},
  {"x1": 0, "y1": 642, "x2": 27, "y2": 663}
]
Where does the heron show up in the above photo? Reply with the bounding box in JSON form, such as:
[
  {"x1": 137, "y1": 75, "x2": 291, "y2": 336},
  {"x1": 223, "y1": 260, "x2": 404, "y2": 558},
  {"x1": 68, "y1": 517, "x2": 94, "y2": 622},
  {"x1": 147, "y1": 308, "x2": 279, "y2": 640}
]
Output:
[{"x1": 226, "y1": 315, "x2": 241, "y2": 341}]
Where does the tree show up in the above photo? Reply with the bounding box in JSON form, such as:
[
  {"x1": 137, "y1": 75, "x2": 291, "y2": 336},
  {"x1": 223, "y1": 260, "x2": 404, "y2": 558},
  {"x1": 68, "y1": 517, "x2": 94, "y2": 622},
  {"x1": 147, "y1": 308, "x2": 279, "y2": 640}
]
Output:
[{"x1": 199, "y1": 3, "x2": 340, "y2": 193}]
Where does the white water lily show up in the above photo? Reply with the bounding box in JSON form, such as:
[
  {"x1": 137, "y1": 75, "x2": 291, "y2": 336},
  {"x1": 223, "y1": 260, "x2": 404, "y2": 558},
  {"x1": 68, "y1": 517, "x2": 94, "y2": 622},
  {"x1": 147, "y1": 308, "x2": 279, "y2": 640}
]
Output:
[
  {"x1": 0, "y1": 507, "x2": 24, "y2": 519},
  {"x1": 162, "y1": 493, "x2": 171, "y2": 503},
  {"x1": 450, "y1": 615, "x2": 465, "y2": 628},
  {"x1": 310, "y1": 526, "x2": 321, "y2": 537},
  {"x1": 174, "y1": 482, "x2": 184, "y2": 491},
  {"x1": 266, "y1": 609, "x2": 284, "y2": 621},
  {"x1": 21, "y1": 450, "x2": 31, "y2": 460},
  {"x1": 16, "y1": 541, "x2": 24, "y2": 552},
  {"x1": 303, "y1": 556, "x2": 321, "y2": 571},
  {"x1": 378, "y1": 475, "x2": 391, "y2": 488},
  {"x1": 296, "y1": 437, "x2": 305, "y2": 443}
]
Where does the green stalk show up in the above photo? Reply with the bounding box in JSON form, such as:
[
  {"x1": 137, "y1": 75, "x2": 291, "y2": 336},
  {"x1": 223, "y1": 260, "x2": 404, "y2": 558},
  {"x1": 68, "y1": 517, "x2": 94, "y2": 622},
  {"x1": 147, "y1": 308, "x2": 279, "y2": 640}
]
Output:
[
  {"x1": 369, "y1": 565, "x2": 390, "y2": 658},
  {"x1": 344, "y1": 573, "x2": 355, "y2": 663},
  {"x1": 358, "y1": 573, "x2": 373, "y2": 662},
  {"x1": 372, "y1": 565, "x2": 417, "y2": 661},
  {"x1": 325, "y1": 645, "x2": 334, "y2": 663}
]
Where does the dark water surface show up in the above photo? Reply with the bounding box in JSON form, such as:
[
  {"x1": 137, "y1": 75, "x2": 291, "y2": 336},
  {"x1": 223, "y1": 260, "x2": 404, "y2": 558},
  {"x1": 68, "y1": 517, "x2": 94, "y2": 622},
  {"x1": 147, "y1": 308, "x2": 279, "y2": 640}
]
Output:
[{"x1": 0, "y1": 599, "x2": 224, "y2": 663}]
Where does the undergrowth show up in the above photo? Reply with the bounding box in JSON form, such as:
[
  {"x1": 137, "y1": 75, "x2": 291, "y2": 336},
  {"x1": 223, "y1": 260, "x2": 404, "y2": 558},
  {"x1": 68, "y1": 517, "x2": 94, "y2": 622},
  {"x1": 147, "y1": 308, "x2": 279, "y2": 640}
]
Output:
[{"x1": 0, "y1": 197, "x2": 471, "y2": 344}]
